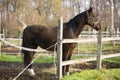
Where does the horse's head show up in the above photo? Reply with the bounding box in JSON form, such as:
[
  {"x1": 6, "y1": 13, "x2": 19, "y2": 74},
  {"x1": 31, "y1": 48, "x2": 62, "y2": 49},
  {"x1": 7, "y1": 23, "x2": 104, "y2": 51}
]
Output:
[{"x1": 86, "y1": 7, "x2": 101, "y2": 31}]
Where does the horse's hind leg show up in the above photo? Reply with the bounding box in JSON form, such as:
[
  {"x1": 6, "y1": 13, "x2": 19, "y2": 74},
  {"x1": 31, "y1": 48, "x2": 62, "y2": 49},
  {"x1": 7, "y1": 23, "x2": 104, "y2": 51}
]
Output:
[{"x1": 23, "y1": 50, "x2": 36, "y2": 75}]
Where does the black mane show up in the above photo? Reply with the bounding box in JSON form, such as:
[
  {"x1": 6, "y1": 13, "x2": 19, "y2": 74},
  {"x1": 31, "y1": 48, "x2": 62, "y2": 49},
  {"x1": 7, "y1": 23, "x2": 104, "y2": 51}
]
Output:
[
  {"x1": 64, "y1": 10, "x2": 88, "y2": 37},
  {"x1": 68, "y1": 10, "x2": 88, "y2": 26}
]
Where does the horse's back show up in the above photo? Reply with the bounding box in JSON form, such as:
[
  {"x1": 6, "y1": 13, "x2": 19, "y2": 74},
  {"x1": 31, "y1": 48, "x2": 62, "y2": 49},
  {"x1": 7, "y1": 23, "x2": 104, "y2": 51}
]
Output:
[
  {"x1": 22, "y1": 25, "x2": 46, "y2": 48},
  {"x1": 22, "y1": 25, "x2": 57, "y2": 51},
  {"x1": 23, "y1": 25, "x2": 47, "y2": 33}
]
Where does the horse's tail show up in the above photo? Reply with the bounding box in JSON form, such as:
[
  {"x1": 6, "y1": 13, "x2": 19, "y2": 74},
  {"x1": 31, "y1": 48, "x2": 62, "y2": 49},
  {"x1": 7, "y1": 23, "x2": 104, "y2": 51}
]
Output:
[
  {"x1": 21, "y1": 28, "x2": 30, "y2": 66},
  {"x1": 21, "y1": 28, "x2": 27, "y2": 54}
]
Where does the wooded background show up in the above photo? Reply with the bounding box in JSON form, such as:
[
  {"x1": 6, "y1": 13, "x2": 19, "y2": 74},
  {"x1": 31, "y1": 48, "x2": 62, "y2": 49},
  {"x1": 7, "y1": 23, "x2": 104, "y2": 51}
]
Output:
[{"x1": 0, "y1": 0, "x2": 120, "y2": 38}]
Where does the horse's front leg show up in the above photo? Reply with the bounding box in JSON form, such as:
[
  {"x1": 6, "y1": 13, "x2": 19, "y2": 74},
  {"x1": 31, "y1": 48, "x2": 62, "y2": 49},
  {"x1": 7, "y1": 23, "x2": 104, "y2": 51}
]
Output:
[
  {"x1": 65, "y1": 50, "x2": 73, "y2": 75},
  {"x1": 23, "y1": 51, "x2": 35, "y2": 76},
  {"x1": 62, "y1": 51, "x2": 68, "y2": 76},
  {"x1": 62, "y1": 58, "x2": 66, "y2": 76}
]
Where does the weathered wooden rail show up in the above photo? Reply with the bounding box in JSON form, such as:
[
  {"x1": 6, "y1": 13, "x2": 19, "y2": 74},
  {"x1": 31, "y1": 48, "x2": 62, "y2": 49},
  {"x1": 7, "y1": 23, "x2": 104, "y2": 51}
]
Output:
[
  {"x1": 62, "y1": 37, "x2": 120, "y2": 43},
  {"x1": 62, "y1": 53, "x2": 120, "y2": 66}
]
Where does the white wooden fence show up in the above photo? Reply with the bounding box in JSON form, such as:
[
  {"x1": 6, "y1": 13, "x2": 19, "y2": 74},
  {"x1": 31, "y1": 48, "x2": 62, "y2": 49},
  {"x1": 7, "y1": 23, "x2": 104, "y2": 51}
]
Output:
[{"x1": 79, "y1": 28, "x2": 120, "y2": 38}]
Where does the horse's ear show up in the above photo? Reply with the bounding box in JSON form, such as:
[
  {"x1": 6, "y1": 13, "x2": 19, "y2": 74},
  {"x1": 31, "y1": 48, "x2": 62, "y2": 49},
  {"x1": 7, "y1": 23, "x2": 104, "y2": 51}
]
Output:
[{"x1": 88, "y1": 6, "x2": 93, "y2": 12}]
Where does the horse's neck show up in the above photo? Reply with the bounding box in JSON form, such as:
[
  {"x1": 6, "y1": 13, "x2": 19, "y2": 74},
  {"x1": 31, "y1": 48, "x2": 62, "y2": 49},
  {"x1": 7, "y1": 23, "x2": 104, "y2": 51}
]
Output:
[{"x1": 69, "y1": 15, "x2": 86, "y2": 38}]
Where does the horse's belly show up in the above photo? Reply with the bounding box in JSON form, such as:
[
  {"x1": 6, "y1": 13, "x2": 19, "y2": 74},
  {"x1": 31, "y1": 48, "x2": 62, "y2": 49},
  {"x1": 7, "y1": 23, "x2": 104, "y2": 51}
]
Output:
[
  {"x1": 36, "y1": 40, "x2": 56, "y2": 51},
  {"x1": 38, "y1": 44, "x2": 55, "y2": 51}
]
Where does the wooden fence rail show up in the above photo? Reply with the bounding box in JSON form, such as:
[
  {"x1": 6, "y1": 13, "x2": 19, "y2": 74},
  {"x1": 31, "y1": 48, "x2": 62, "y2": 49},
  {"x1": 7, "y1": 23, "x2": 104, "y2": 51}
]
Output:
[
  {"x1": 62, "y1": 53, "x2": 120, "y2": 66},
  {"x1": 62, "y1": 37, "x2": 120, "y2": 43}
]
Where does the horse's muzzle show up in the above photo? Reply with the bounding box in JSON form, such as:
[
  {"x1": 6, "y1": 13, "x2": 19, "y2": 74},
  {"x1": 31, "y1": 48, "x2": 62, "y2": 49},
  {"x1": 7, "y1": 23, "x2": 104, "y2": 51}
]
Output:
[{"x1": 94, "y1": 21, "x2": 101, "y2": 31}]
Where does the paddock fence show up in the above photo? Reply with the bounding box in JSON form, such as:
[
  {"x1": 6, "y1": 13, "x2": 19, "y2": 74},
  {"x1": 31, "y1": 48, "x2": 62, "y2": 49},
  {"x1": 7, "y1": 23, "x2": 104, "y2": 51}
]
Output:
[
  {"x1": 0, "y1": 18, "x2": 120, "y2": 80},
  {"x1": 56, "y1": 17, "x2": 120, "y2": 80},
  {"x1": 1, "y1": 29, "x2": 120, "y2": 55}
]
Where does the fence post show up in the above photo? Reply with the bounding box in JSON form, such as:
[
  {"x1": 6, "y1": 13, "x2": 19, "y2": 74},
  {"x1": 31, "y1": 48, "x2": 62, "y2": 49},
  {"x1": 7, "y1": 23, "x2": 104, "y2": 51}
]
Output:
[
  {"x1": 97, "y1": 30, "x2": 102, "y2": 70},
  {"x1": 57, "y1": 17, "x2": 63, "y2": 80},
  {"x1": 106, "y1": 29, "x2": 109, "y2": 37},
  {"x1": 2, "y1": 29, "x2": 5, "y2": 46},
  {"x1": 77, "y1": 43, "x2": 79, "y2": 54},
  {"x1": 117, "y1": 27, "x2": 119, "y2": 37},
  {"x1": 113, "y1": 29, "x2": 115, "y2": 46},
  {"x1": 88, "y1": 29, "x2": 91, "y2": 47},
  {"x1": 92, "y1": 29, "x2": 94, "y2": 38},
  {"x1": 18, "y1": 34, "x2": 21, "y2": 54},
  {"x1": 0, "y1": 10, "x2": 1, "y2": 56}
]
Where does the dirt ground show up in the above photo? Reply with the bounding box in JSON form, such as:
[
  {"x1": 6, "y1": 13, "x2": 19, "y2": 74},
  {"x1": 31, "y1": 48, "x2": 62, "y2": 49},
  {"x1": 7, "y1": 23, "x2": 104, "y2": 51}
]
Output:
[
  {"x1": 0, "y1": 61, "x2": 120, "y2": 80},
  {"x1": 1, "y1": 46, "x2": 19, "y2": 53},
  {"x1": 1, "y1": 46, "x2": 120, "y2": 80}
]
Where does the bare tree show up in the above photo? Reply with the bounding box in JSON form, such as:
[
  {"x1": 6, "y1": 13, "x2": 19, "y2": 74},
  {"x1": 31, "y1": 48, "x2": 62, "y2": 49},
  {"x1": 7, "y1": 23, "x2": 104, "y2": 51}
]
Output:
[{"x1": 1, "y1": 0, "x2": 120, "y2": 37}]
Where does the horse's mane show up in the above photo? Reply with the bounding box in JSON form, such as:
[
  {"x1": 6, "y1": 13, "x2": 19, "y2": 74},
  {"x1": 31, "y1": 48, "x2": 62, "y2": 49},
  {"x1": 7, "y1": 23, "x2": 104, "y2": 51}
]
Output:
[{"x1": 68, "y1": 10, "x2": 88, "y2": 26}]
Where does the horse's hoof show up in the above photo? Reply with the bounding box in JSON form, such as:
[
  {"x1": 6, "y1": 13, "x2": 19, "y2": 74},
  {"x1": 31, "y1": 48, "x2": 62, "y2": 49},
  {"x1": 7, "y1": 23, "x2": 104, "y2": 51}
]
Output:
[
  {"x1": 66, "y1": 72, "x2": 70, "y2": 75},
  {"x1": 27, "y1": 68, "x2": 36, "y2": 76}
]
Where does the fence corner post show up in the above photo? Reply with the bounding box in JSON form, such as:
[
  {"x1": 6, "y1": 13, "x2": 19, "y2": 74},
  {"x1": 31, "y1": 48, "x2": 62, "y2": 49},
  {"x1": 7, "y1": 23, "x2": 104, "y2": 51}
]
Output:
[{"x1": 97, "y1": 30, "x2": 102, "y2": 70}]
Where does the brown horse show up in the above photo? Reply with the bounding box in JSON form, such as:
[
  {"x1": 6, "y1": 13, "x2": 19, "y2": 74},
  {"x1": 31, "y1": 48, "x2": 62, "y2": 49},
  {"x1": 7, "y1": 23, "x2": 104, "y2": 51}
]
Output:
[{"x1": 22, "y1": 7, "x2": 101, "y2": 76}]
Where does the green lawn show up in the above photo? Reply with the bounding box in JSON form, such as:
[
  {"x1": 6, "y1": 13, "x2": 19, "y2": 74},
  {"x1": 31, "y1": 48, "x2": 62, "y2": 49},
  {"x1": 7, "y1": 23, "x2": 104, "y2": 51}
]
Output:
[
  {"x1": 0, "y1": 54, "x2": 54, "y2": 63},
  {"x1": 62, "y1": 69, "x2": 120, "y2": 80},
  {"x1": 0, "y1": 41, "x2": 120, "y2": 63},
  {"x1": 0, "y1": 54, "x2": 120, "y2": 64},
  {"x1": 0, "y1": 54, "x2": 22, "y2": 62},
  {"x1": 0, "y1": 54, "x2": 120, "y2": 80},
  {"x1": 0, "y1": 42, "x2": 120, "y2": 64},
  {"x1": 1, "y1": 40, "x2": 120, "y2": 54},
  {"x1": 74, "y1": 42, "x2": 120, "y2": 54},
  {"x1": 103, "y1": 57, "x2": 120, "y2": 64}
]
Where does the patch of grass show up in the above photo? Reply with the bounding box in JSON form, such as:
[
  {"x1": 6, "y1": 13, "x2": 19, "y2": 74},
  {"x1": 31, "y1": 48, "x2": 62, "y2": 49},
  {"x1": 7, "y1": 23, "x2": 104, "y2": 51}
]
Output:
[
  {"x1": 0, "y1": 54, "x2": 54, "y2": 63},
  {"x1": 74, "y1": 42, "x2": 120, "y2": 54},
  {"x1": 74, "y1": 43, "x2": 97, "y2": 54},
  {"x1": 0, "y1": 42, "x2": 120, "y2": 64},
  {"x1": 34, "y1": 55, "x2": 54, "y2": 63},
  {"x1": 103, "y1": 42, "x2": 120, "y2": 50},
  {"x1": 0, "y1": 54, "x2": 120, "y2": 64},
  {"x1": 103, "y1": 57, "x2": 120, "y2": 64},
  {"x1": 0, "y1": 54, "x2": 22, "y2": 62},
  {"x1": 62, "y1": 69, "x2": 120, "y2": 80}
]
